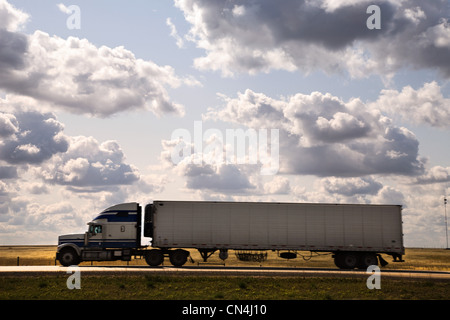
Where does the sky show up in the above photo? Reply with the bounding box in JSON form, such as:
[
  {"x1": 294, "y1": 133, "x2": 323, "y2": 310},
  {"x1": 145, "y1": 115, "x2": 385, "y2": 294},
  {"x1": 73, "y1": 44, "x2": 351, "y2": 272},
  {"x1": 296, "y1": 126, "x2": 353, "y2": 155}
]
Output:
[{"x1": 0, "y1": 0, "x2": 450, "y2": 247}]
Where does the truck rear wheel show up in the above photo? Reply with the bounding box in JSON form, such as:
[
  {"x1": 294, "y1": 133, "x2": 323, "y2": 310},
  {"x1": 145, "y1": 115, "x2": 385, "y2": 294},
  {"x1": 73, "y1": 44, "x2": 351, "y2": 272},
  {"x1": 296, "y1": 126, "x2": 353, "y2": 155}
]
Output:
[
  {"x1": 357, "y1": 253, "x2": 378, "y2": 269},
  {"x1": 169, "y1": 249, "x2": 189, "y2": 267},
  {"x1": 58, "y1": 248, "x2": 80, "y2": 266},
  {"x1": 334, "y1": 252, "x2": 359, "y2": 269},
  {"x1": 145, "y1": 250, "x2": 164, "y2": 267}
]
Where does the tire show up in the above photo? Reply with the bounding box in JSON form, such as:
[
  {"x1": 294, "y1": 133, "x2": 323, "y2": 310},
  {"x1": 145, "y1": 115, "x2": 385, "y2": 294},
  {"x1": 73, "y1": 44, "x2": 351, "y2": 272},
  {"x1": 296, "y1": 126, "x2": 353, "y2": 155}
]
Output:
[
  {"x1": 58, "y1": 248, "x2": 80, "y2": 266},
  {"x1": 357, "y1": 252, "x2": 378, "y2": 269},
  {"x1": 145, "y1": 249, "x2": 164, "y2": 267},
  {"x1": 334, "y1": 252, "x2": 359, "y2": 269},
  {"x1": 334, "y1": 253, "x2": 344, "y2": 269},
  {"x1": 169, "y1": 249, "x2": 189, "y2": 267}
]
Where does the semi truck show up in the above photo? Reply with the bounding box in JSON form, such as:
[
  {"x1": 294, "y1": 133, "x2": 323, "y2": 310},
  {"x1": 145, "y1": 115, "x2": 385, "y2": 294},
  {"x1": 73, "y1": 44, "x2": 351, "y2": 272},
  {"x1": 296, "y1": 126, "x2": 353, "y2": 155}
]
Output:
[{"x1": 56, "y1": 201, "x2": 405, "y2": 269}]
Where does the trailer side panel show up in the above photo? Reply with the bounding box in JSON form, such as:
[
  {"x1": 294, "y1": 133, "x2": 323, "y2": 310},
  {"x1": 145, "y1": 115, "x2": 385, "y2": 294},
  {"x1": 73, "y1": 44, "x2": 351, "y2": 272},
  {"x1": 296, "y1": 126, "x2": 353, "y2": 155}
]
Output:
[{"x1": 151, "y1": 201, "x2": 403, "y2": 254}]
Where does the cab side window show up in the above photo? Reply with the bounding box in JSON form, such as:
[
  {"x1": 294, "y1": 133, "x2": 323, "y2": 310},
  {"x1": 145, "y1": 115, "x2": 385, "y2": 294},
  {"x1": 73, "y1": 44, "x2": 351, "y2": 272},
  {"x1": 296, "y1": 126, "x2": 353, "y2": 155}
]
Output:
[
  {"x1": 89, "y1": 225, "x2": 102, "y2": 234},
  {"x1": 94, "y1": 225, "x2": 102, "y2": 234}
]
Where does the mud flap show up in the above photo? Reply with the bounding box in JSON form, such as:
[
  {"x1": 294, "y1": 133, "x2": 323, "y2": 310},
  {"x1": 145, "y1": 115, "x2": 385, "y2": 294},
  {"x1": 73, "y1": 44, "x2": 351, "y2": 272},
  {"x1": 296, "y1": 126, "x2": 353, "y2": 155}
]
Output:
[{"x1": 377, "y1": 254, "x2": 389, "y2": 267}]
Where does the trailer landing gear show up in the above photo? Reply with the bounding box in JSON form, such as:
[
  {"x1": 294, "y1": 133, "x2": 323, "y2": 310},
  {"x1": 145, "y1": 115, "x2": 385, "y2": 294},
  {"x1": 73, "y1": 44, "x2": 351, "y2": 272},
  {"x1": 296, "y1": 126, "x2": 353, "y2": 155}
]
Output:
[
  {"x1": 198, "y1": 249, "x2": 217, "y2": 262},
  {"x1": 392, "y1": 253, "x2": 405, "y2": 262}
]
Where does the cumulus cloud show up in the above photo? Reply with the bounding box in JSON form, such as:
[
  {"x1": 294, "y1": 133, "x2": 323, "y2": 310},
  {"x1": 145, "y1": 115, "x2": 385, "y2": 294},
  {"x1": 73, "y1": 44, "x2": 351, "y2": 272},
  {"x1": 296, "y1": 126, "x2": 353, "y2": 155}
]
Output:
[
  {"x1": 160, "y1": 134, "x2": 257, "y2": 193},
  {"x1": 0, "y1": 112, "x2": 18, "y2": 137},
  {"x1": 40, "y1": 136, "x2": 140, "y2": 188},
  {"x1": 372, "y1": 186, "x2": 406, "y2": 206},
  {"x1": 27, "y1": 182, "x2": 49, "y2": 195},
  {"x1": 0, "y1": 0, "x2": 29, "y2": 32},
  {"x1": 0, "y1": 110, "x2": 69, "y2": 165},
  {"x1": 414, "y1": 166, "x2": 450, "y2": 184},
  {"x1": 0, "y1": 106, "x2": 143, "y2": 194},
  {"x1": 321, "y1": 176, "x2": 383, "y2": 196},
  {"x1": 263, "y1": 176, "x2": 291, "y2": 194},
  {"x1": 176, "y1": 0, "x2": 450, "y2": 78},
  {"x1": 206, "y1": 89, "x2": 425, "y2": 177},
  {"x1": 0, "y1": 1, "x2": 196, "y2": 118},
  {"x1": 375, "y1": 81, "x2": 450, "y2": 128}
]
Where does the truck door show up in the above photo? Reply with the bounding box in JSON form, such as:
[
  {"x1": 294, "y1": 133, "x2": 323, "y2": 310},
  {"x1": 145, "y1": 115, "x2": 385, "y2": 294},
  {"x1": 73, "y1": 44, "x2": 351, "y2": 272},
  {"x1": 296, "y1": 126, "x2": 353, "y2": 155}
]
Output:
[{"x1": 88, "y1": 223, "x2": 106, "y2": 248}]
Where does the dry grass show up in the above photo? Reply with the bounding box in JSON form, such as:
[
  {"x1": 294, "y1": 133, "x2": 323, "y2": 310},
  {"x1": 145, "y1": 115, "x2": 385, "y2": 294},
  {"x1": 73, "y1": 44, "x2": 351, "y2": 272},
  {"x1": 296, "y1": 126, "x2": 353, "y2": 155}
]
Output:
[
  {"x1": 0, "y1": 246, "x2": 449, "y2": 271},
  {"x1": 0, "y1": 246, "x2": 58, "y2": 266}
]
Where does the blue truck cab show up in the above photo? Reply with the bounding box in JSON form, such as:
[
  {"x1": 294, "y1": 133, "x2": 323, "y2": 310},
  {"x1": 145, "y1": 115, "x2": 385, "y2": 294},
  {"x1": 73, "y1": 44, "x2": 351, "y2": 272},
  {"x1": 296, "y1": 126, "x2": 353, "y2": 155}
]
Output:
[{"x1": 56, "y1": 203, "x2": 143, "y2": 266}]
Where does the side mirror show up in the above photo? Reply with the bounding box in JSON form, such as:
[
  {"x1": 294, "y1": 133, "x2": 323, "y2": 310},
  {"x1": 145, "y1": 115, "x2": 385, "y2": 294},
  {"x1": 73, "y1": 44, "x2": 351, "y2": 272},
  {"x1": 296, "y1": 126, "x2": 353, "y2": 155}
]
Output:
[{"x1": 87, "y1": 223, "x2": 93, "y2": 235}]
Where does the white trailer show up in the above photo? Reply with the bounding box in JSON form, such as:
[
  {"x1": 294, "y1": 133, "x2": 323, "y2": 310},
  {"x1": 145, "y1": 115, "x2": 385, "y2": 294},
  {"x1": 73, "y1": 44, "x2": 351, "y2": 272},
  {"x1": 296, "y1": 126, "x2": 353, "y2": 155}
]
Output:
[
  {"x1": 143, "y1": 201, "x2": 404, "y2": 269},
  {"x1": 57, "y1": 200, "x2": 405, "y2": 269}
]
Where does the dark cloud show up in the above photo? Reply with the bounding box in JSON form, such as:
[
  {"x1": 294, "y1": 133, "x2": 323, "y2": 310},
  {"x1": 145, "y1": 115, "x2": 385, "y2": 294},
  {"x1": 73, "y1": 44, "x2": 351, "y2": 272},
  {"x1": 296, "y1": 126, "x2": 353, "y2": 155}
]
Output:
[
  {"x1": 184, "y1": 163, "x2": 255, "y2": 193},
  {"x1": 0, "y1": 108, "x2": 139, "y2": 190},
  {"x1": 282, "y1": 119, "x2": 424, "y2": 177},
  {"x1": 0, "y1": 110, "x2": 69, "y2": 164},
  {"x1": 360, "y1": 126, "x2": 423, "y2": 175},
  {"x1": 177, "y1": 0, "x2": 450, "y2": 77},
  {"x1": 0, "y1": 29, "x2": 27, "y2": 71},
  {"x1": 0, "y1": 166, "x2": 17, "y2": 179},
  {"x1": 257, "y1": 0, "x2": 394, "y2": 49},
  {"x1": 27, "y1": 183, "x2": 49, "y2": 195}
]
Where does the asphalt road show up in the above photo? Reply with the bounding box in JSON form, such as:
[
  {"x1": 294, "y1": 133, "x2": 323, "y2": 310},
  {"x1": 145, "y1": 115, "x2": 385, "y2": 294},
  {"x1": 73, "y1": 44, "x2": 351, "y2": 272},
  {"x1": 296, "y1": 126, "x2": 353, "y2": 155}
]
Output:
[{"x1": 1, "y1": 265, "x2": 449, "y2": 280}]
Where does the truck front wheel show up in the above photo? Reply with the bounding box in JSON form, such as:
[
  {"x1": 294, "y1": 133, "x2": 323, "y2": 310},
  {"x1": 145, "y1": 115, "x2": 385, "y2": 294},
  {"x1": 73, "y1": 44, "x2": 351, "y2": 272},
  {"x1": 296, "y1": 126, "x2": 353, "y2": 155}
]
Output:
[
  {"x1": 58, "y1": 248, "x2": 80, "y2": 266},
  {"x1": 145, "y1": 250, "x2": 164, "y2": 267}
]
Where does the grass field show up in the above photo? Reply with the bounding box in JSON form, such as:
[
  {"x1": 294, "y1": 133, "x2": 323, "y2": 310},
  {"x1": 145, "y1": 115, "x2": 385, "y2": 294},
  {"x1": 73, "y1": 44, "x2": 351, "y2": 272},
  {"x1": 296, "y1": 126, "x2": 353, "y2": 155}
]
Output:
[
  {"x1": 0, "y1": 274, "x2": 449, "y2": 300},
  {"x1": 0, "y1": 246, "x2": 449, "y2": 300}
]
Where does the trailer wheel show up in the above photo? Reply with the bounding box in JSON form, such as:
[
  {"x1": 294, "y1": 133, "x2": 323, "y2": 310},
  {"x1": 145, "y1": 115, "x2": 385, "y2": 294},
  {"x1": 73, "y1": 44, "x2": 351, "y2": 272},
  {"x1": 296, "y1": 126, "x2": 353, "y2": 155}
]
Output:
[
  {"x1": 169, "y1": 249, "x2": 189, "y2": 267},
  {"x1": 58, "y1": 248, "x2": 80, "y2": 267},
  {"x1": 357, "y1": 253, "x2": 378, "y2": 269},
  {"x1": 334, "y1": 253, "x2": 345, "y2": 269},
  {"x1": 334, "y1": 252, "x2": 359, "y2": 269},
  {"x1": 145, "y1": 250, "x2": 164, "y2": 267}
]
